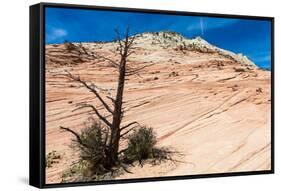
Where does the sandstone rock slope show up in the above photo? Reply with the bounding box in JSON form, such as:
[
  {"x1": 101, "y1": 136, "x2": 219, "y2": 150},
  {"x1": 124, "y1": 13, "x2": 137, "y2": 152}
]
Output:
[{"x1": 45, "y1": 32, "x2": 271, "y2": 183}]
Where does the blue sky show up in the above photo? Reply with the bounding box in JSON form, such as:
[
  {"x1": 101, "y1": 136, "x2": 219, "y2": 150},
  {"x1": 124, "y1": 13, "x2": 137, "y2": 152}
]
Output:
[{"x1": 45, "y1": 7, "x2": 272, "y2": 70}]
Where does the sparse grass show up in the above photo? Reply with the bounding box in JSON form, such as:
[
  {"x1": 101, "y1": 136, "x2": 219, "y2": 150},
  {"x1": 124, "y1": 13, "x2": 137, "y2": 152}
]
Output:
[
  {"x1": 64, "y1": 41, "x2": 76, "y2": 52},
  {"x1": 61, "y1": 161, "x2": 89, "y2": 183},
  {"x1": 234, "y1": 67, "x2": 246, "y2": 72},
  {"x1": 256, "y1": 87, "x2": 263, "y2": 93},
  {"x1": 143, "y1": 77, "x2": 159, "y2": 82},
  {"x1": 168, "y1": 71, "x2": 179, "y2": 77},
  {"x1": 46, "y1": 151, "x2": 61, "y2": 168},
  {"x1": 150, "y1": 71, "x2": 160, "y2": 74}
]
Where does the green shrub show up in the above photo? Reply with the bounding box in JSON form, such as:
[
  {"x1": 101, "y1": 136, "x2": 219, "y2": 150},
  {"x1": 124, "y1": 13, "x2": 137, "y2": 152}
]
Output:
[
  {"x1": 72, "y1": 121, "x2": 109, "y2": 176},
  {"x1": 123, "y1": 126, "x2": 156, "y2": 163},
  {"x1": 61, "y1": 120, "x2": 110, "y2": 179}
]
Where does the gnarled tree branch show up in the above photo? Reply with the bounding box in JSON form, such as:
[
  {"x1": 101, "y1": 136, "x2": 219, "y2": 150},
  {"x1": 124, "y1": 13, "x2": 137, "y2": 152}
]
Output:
[
  {"x1": 73, "y1": 103, "x2": 112, "y2": 128},
  {"x1": 60, "y1": 126, "x2": 89, "y2": 149},
  {"x1": 120, "y1": 126, "x2": 138, "y2": 138},
  {"x1": 120, "y1": 121, "x2": 141, "y2": 131},
  {"x1": 65, "y1": 71, "x2": 114, "y2": 114},
  {"x1": 125, "y1": 63, "x2": 154, "y2": 76},
  {"x1": 96, "y1": 54, "x2": 120, "y2": 68}
]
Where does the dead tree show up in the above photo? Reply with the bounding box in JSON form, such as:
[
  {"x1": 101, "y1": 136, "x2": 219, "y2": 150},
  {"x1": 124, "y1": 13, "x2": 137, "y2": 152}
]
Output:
[{"x1": 61, "y1": 27, "x2": 152, "y2": 168}]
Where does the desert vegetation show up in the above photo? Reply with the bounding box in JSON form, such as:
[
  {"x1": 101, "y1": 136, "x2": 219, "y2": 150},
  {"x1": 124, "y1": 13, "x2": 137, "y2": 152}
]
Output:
[
  {"x1": 59, "y1": 28, "x2": 176, "y2": 182},
  {"x1": 46, "y1": 151, "x2": 61, "y2": 168}
]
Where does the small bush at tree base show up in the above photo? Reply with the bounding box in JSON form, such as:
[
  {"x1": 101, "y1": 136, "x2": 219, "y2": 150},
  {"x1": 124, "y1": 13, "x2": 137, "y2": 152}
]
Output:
[
  {"x1": 123, "y1": 127, "x2": 156, "y2": 163},
  {"x1": 62, "y1": 119, "x2": 110, "y2": 178},
  {"x1": 62, "y1": 122, "x2": 177, "y2": 182},
  {"x1": 123, "y1": 126, "x2": 169, "y2": 165}
]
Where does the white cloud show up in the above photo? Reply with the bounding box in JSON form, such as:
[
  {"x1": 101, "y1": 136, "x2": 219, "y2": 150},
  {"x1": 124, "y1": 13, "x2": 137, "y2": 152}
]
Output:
[
  {"x1": 53, "y1": 28, "x2": 67, "y2": 37},
  {"x1": 46, "y1": 26, "x2": 68, "y2": 43}
]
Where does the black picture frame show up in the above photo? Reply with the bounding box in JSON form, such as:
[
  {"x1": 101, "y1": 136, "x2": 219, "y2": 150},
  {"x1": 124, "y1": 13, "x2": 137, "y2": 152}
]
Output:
[{"x1": 30, "y1": 2, "x2": 274, "y2": 189}]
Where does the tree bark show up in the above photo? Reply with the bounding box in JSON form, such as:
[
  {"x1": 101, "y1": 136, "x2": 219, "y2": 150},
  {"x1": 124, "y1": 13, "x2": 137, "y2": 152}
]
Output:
[{"x1": 109, "y1": 56, "x2": 126, "y2": 164}]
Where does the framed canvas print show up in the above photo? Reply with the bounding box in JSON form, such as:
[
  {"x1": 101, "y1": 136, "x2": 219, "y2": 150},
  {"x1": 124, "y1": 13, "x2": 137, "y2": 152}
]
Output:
[{"x1": 29, "y1": 2, "x2": 274, "y2": 188}]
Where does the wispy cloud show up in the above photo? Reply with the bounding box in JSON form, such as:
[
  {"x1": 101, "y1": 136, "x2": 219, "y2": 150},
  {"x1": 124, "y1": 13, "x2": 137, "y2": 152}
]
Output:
[
  {"x1": 248, "y1": 51, "x2": 271, "y2": 69},
  {"x1": 200, "y1": 18, "x2": 204, "y2": 36},
  {"x1": 186, "y1": 17, "x2": 238, "y2": 36},
  {"x1": 257, "y1": 55, "x2": 271, "y2": 62},
  {"x1": 46, "y1": 25, "x2": 68, "y2": 43},
  {"x1": 251, "y1": 53, "x2": 271, "y2": 62}
]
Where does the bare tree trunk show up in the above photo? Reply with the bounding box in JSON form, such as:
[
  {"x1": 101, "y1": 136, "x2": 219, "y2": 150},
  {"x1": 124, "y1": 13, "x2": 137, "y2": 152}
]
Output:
[{"x1": 109, "y1": 56, "x2": 126, "y2": 164}]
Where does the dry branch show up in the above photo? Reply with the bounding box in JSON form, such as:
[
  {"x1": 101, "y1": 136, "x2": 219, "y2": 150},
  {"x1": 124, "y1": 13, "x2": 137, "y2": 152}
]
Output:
[
  {"x1": 72, "y1": 103, "x2": 112, "y2": 128},
  {"x1": 120, "y1": 126, "x2": 138, "y2": 138},
  {"x1": 60, "y1": 126, "x2": 89, "y2": 149},
  {"x1": 65, "y1": 71, "x2": 114, "y2": 114},
  {"x1": 121, "y1": 121, "x2": 141, "y2": 131},
  {"x1": 125, "y1": 63, "x2": 154, "y2": 76}
]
